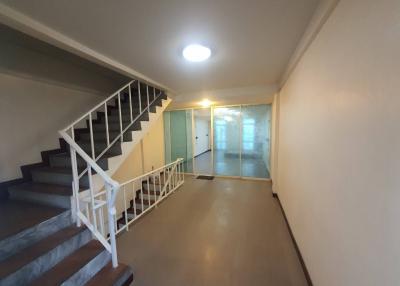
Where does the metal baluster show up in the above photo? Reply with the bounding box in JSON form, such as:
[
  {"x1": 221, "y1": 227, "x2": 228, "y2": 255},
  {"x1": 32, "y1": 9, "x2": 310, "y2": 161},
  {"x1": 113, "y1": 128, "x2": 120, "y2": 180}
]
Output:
[
  {"x1": 104, "y1": 102, "x2": 110, "y2": 146},
  {"x1": 118, "y1": 92, "x2": 123, "y2": 142},
  {"x1": 147, "y1": 177, "x2": 151, "y2": 207},
  {"x1": 158, "y1": 173, "x2": 161, "y2": 200},
  {"x1": 88, "y1": 113, "x2": 95, "y2": 159},
  {"x1": 140, "y1": 179, "x2": 144, "y2": 212},
  {"x1": 123, "y1": 186, "x2": 129, "y2": 231},
  {"x1": 132, "y1": 181, "x2": 137, "y2": 218},
  {"x1": 105, "y1": 183, "x2": 118, "y2": 268},
  {"x1": 138, "y1": 81, "x2": 142, "y2": 114},
  {"x1": 99, "y1": 206, "x2": 105, "y2": 236},
  {"x1": 146, "y1": 85, "x2": 150, "y2": 115},
  {"x1": 163, "y1": 168, "x2": 166, "y2": 195},
  {"x1": 87, "y1": 164, "x2": 97, "y2": 233},
  {"x1": 128, "y1": 84, "x2": 133, "y2": 123},
  {"x1": 70, "y1": 127, "x2": 81, "y2": 227},
  {"x1": 153, "y1": 174, "x2": 156, "y2": 203}
]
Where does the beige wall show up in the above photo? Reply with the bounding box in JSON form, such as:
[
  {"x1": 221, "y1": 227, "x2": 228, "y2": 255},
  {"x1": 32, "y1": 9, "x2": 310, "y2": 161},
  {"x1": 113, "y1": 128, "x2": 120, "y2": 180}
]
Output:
[
  {"x1": 0, "y1": 72, "x2": 104, "y2": 181},
  {"x1": 275, "y1": 0, "x2": 400, "y2": 285},
  {"x1": 111, "y1": 115, "x2": 166, "y2": 183}
]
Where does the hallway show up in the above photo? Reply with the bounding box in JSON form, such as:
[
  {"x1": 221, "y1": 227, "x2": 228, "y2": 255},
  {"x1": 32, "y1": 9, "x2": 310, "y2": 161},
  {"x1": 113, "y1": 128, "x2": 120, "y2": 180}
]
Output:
[{"x1": 117, "y1": 176, "x2": 307, "y2": 286}]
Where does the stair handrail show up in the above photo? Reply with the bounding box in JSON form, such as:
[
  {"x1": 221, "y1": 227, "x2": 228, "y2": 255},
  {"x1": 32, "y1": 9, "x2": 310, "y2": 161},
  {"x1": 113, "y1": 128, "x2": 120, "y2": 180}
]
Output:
[
  {"x1": 58, "y1": 79, "x2": 167, "y2": 269},
  {"x1": 61, "y1": 80, "x2": 135, "y2": 132}
]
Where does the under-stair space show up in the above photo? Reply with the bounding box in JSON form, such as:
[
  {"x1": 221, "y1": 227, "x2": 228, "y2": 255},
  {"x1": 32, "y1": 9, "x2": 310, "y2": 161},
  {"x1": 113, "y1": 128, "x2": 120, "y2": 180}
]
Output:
[{"x1": 0, "y1": 81, "x2": 170, "y2": 286}]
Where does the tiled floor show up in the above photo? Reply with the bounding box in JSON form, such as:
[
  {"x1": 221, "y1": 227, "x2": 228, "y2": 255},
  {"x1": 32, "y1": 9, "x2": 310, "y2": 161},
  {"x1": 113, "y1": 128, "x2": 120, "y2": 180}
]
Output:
[
  {"x1": 187, "y1": 150, "x2": 270, "y2": 178},
  {"x1": 117, "y1": 176, "x2": 307, "y2": 286}
]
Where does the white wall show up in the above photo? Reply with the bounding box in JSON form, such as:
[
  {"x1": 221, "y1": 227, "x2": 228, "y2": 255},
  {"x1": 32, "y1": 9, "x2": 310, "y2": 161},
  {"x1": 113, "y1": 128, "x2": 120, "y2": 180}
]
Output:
[
  {"x1": 0, "y1": 73, "x2": 104, "y2": 181},
  {"x1": 275, "y1": 0, "x2": 400, "y2": 285},
  {"x1": 194, "y1": 117, "x2": 210, "y2": 156}
]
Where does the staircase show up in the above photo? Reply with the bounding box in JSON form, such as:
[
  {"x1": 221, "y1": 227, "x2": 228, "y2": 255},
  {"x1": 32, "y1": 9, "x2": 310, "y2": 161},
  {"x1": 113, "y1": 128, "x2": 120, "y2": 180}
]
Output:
[{"x1": 0, "y1": 81, "x2": 170, "y2": 285}]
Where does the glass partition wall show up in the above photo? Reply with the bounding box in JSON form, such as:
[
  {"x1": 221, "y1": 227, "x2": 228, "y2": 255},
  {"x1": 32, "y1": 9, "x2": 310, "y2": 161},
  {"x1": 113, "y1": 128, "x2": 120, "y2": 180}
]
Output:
[{"x1": 164, "y1": 104, "x2": 271, "y2": 179}]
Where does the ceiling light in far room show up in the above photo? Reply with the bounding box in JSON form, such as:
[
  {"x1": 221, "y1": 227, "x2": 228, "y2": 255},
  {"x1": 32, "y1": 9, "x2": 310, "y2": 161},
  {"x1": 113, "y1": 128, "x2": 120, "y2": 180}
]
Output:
[
  {"x1": 199, "y1": 99, "x2": 212, "y2": 108},
  {"x1": 183, "y1": 44, "x2": 211, "y2": 62}
]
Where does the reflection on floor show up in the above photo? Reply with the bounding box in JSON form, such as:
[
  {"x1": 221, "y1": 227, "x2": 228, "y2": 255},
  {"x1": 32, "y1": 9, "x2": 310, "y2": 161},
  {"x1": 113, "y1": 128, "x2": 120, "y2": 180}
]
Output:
[
  {"x1": 117, "y1": 176, "x2": 307, "y2": 286},
  {"x1": 186, "y1": 150, "x2": 270, "y2": 178}
]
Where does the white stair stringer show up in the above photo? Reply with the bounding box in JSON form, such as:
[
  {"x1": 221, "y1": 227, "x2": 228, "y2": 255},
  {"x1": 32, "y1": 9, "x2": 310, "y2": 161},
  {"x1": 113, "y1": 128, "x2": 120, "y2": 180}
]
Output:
[{"x1": 78, "y1": 97, "x2": 171, "y2": 198}]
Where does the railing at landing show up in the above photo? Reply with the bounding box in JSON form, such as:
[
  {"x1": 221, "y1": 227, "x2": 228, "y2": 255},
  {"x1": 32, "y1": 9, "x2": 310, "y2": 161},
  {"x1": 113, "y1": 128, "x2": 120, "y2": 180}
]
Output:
[{"x1": 58, "y1": 79, "x2": 184, "y2": 268}]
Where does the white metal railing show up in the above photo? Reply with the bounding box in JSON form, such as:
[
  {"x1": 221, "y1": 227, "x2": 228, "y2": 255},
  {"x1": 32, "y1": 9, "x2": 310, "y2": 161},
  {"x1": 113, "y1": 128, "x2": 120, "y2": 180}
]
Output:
[
  {"x1": 58, "y1": 80, "x2": 171, "y2": 268},
  {"x1": 75, "y1": 158, "x2": 184, "y2": 268},
  {"x1": 115, "y1": 158, "x2": 184, "y2": 234}
]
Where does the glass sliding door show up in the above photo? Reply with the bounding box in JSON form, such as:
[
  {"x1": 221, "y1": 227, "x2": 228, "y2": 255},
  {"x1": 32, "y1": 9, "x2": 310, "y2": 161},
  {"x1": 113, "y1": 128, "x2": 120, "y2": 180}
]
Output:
[
  {"x1": 166, "y1": 110, "x2": 193, "y2": 172},
  {"x1": 240, "y1": 105, "x2": 271, "y2": 178},
  {"x1": 164, "y1": 104, "x2": 271, "y2": 178},
  {"x1": 193, "y1": 108, "x2": 212, "y2": 175},
  {"x1": 213, "y1": 107, "x2": 241, "y2": 176}
]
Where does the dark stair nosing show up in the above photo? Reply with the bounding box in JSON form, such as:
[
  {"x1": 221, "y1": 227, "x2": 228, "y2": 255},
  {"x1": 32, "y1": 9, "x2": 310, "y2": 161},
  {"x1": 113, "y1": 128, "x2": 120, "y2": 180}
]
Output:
[
  {"x1": 84, "y1": 262, "x2": 133, "y2": 286},
  {"x1": 30, "y1": 240, "x2": 110, "y2": 286}
]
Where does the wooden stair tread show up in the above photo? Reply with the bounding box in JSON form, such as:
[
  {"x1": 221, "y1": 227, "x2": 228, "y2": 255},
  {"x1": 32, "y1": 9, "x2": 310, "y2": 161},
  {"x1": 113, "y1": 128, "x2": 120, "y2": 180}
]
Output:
[{"x1": 30, "y1": 240, "x2": 104, "y2": 286}]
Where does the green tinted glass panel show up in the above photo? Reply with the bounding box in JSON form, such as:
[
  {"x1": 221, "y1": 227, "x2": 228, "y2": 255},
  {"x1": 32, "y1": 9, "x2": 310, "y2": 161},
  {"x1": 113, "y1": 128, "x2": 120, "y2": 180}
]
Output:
[{"x1": 240, "y1": 104, "x2": 271, "y2": 178}]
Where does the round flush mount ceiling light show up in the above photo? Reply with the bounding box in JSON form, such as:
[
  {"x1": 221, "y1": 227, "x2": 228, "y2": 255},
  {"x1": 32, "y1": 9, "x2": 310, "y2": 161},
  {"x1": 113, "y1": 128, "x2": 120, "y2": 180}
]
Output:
[{"x1": 183, "y1": 44, "x2": 211, "y2": 62}]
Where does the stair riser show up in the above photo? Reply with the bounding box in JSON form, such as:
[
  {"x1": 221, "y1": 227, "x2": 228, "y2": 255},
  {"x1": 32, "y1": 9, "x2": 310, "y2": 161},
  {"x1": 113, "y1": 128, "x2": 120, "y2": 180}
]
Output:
[
  {"x1": 9, "y1": 189, "x2": 71, "y2": 209},
  {"x1": 78, "y1": 144, "x2": 122, "y2": 157},
  {"x1": 79, "y1": 132, "x2": 132, "y2": 142},
  {"x1": 0, "y1": 229, "x2": 92, "y2": 286},
  {"x1": 91, "y1": 122, "x2": 141, "y2": 132},
  {"x1": 139, "y1": 193, "x2": 158, "y2": 201},
  {"x1": 0, "y1": 211, "x2": 72, "y2": 262},
  {"x1": 49, "y1": 156, "x2": 108, "y2": 170},
  {"x1": 63, "y1": 249, "x2": 111, "y2": 286},
  {"x1": 32, "y1": 171, "x2": 89, "y2": 188},
  {"x1": 142, "y1": 183, "x2": 164, "y2": 193}
]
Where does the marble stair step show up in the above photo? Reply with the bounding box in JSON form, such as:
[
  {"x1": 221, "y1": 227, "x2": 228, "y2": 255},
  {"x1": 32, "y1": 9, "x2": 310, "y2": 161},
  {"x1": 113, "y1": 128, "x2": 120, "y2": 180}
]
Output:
[
  {"x1": 8, "y1": 182, "x2": 73, "y2": 209},
  {"x1": 0, "y1": 203, "x2": 71, "y2": 262},
  {"x1": 30, "y1": 240, "x2": 110, "y2": 286},
  {"x1": 0, "y1": 226, "x2": 91, "y2": 286}
]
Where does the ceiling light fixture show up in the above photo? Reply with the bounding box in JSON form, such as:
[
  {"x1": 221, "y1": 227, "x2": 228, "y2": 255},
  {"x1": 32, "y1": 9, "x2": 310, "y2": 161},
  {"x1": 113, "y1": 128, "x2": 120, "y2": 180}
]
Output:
[
  {"x1": 183, "y1": 44, "x2": 211, "y2": 62},
  {"x1": 199, "y1": 99, "x2": 212, "y2": 107}
]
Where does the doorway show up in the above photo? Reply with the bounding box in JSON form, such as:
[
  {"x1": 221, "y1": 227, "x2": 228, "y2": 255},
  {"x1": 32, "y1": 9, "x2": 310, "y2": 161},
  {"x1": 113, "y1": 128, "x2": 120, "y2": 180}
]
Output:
[
  {"x1": 164, "y1": 104, "x2": 271, "y2": 179},
  {"x1": 193, "y1": 108, "x2": 212, "y2": 175}
]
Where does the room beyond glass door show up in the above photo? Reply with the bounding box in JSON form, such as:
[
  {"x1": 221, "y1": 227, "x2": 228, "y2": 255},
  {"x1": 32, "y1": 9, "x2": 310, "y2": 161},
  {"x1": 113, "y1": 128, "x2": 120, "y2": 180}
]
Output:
[
  {"x1": 213, "y1": 106, "x2": 241, "y2": 176},
  {"x1": 240, "y1": 105, "x2": 271, "y2": 178},
  {"x1": 193, "y1": 108, "x2": 212, "y2": 175}
]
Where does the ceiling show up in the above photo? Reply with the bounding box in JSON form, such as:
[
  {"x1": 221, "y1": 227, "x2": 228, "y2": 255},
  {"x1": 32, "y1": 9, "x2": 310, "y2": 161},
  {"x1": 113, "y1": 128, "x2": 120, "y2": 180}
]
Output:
[{"x1": 0, "y1": 0, "x2": 319, "y2": 94}]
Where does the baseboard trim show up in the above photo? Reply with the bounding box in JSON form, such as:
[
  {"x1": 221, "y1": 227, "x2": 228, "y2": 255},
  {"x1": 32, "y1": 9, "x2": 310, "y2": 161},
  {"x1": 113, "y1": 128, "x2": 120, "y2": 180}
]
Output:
[{"x1": 273, "y1": 193, "x2": 313, "y2": 286}]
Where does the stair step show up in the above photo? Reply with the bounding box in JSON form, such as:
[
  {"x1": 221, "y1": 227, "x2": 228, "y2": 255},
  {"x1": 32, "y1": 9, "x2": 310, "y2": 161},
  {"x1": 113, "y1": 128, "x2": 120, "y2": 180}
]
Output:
[
  {"x1": 77, "y1": 141, "x2": 122, "y2": 157},
  {"x1": 79, "y1": 131, "x2": 133, "y2": 142},
  {"x1": 0, "y1": 226, "x2": 91, "y2": 286},
  {"x1": 30, "y1": 240, "x2": 110, "y2": 286},
  {"x1": 8, "y1": 182, "x2": 73, "y2": 209},
  {"x1": 85, "y1": 262, "x2": 133, "y2": 286},
  {"x1": 31, "y1": 166, "x2": 89, "y2": 188},
  {"x1": 0, "y1": 203, "x2": 71, "y2": 262},
  {"x1": 49, "y1": 152, "x2": 109, "y2": 169},
  {"x1": 91, "y1": 121, "x2": 142, "y2": 132}
]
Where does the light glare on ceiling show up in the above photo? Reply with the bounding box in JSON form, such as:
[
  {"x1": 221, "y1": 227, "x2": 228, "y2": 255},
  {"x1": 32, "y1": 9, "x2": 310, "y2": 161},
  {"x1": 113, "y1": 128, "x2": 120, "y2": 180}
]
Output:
[
  {"x1": 200, "y1": 99, "x2": 212, "y2": 107},
  {"x1": 183, "y1": 44, "x2": 211, "y2": 62}
]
